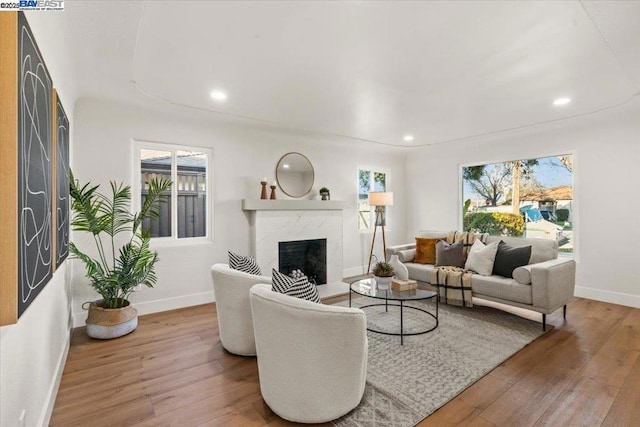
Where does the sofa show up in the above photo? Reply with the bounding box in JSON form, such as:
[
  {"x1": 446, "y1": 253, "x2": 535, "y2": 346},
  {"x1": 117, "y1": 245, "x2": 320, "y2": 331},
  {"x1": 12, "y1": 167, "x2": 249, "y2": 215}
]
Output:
[{"x1": 386, "y1": 231, "x2": 576, "y2": 330}]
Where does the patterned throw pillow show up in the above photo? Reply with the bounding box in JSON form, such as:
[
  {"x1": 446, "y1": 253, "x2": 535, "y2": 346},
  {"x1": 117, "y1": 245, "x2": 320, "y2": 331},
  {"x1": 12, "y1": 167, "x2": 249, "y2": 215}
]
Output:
[
  {"x1": 271, "y1": 269, "x2": 321, "y2": 303},
  {"x1": 228, "y1": 251, "x2": 261, "y2": 275}
]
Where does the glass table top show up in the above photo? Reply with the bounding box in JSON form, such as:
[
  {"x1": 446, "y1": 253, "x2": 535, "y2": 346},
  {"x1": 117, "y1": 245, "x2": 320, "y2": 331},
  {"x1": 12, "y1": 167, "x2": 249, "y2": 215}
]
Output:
[{"x1": 350, "y1": 278, "x2": 437, "y2": 301}]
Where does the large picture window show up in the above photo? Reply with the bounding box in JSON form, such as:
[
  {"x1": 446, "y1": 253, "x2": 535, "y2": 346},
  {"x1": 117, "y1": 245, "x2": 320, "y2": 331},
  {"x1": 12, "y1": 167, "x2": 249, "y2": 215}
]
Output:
[
  {"x1": 358, "y1": 168, "x2": 387, "y2": 230},
  {"x1": 462, "y1": 154, "x2": 573, "y2": 254},
  {"x1": 134, "y1": 141, "x2": 212, "y2": 242}
]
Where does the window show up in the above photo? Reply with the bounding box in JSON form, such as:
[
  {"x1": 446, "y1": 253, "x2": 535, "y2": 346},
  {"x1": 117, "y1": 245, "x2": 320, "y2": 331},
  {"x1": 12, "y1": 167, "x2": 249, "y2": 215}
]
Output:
[
  {"x1": 461, "y1": 154, "x2": 573, "y2": 254},
  {"x1": 358, "y1": 168, "x2": 387, "y2": 230},
  {"x1": 134, "y1": 141, "x2": 212, "y2": 242}
]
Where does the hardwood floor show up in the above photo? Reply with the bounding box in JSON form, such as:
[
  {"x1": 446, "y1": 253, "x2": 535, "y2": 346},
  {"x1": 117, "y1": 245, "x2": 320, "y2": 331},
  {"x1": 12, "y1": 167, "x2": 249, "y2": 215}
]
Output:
[{"x1": 51, "y1": 295, "x2": 640, "y2": 426}]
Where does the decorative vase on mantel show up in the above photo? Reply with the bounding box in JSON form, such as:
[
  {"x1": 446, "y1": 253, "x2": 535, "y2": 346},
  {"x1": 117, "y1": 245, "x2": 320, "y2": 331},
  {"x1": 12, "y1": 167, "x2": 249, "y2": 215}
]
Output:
[{"x1": 389, "y1": 254, "x2": 409, "y2": 281}]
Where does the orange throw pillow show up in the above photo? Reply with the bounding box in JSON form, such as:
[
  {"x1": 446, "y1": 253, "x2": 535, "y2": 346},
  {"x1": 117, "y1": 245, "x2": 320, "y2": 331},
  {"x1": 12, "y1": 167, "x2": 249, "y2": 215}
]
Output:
[{"x1": 414, "y1": 237, "x2": 441, "y2": 264}]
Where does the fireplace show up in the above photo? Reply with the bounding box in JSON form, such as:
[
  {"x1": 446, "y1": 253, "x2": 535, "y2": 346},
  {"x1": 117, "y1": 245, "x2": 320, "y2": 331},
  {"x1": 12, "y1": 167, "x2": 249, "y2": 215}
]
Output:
[
  {"x1": 278, "y1": 239, "x2": 327, "y2": 286},
  {"x1": 243, "y1": 201, "x2": 344, "y2": 285}
]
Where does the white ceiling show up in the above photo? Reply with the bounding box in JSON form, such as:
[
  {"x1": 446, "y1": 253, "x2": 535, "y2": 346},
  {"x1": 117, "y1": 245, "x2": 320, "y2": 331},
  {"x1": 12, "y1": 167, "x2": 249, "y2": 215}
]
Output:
[{"x1": 57, "y1": 1, "x2": 640, "y2": 147}]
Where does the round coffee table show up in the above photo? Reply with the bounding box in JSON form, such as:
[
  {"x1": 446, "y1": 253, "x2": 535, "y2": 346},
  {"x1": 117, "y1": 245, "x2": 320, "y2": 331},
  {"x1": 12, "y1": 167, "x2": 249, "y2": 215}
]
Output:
[{"x1": 349, "y1": 278, "x2": 438, "y2": 345}]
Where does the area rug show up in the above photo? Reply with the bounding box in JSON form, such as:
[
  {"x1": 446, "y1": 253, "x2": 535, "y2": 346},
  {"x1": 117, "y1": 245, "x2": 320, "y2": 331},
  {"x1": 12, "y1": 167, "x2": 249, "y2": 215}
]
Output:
[{"x1": 332, "y1": 296, "x2": 548, "y2": 426}]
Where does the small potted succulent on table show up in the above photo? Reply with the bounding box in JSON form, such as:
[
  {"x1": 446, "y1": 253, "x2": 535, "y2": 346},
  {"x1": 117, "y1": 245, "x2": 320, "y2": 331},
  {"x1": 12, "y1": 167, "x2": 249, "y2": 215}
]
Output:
[
  {"x1": 319, "y1": 187, "x2": 330, "y2": 200},
  {"x1": 372, "y1": 261, "x2": 395, "y2": 289}
]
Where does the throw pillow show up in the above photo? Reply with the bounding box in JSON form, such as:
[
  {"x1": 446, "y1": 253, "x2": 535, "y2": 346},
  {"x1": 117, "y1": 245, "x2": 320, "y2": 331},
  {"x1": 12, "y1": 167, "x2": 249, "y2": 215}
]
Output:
[
  {"x1": 464, "y1": 240, "x2": 499, "y2": 276},
  {"x1": 414, "y1": 237, "x2": 443, "y2": 264},
  {"x1": 271, "y1": 269, "x2": 321, "y2": 303},
  {"x1": 228, "y1": 251, "x2": 261, "y2": 275},
  {"x1": 446, "y1": 231, "x2": 479, "y2": 258},
  {"x1": 492, "y1": 241, "x2": 532, "y2": 278},
  {"x1": 435, "y1": 240, "x2": 465, "y2": 268}
]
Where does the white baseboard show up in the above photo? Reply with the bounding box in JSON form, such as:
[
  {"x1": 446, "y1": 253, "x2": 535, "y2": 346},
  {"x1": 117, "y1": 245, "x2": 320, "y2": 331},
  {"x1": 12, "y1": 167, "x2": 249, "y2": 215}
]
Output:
[
  {"x1": 38, "y1": 327, "x2": 71, "y2": 427},
  {"x1": 575, "y1": 286, "x2": 640, "y2": 309},
  {"x1": 72, "y1": 291, "x2": 216, "y2": 328}
]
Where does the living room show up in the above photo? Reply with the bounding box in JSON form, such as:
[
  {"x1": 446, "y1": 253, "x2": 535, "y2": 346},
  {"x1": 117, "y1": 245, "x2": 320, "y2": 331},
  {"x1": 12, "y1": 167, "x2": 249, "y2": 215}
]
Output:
[{"x1": 1, "y1": 1, "x2": 639, "y2": 426}]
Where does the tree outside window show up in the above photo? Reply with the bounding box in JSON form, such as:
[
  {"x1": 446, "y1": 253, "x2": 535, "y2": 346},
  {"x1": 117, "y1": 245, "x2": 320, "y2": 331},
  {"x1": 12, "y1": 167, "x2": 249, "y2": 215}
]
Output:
[{"x1": 462, "y1": 154, "x2": 573, "y2": 254}]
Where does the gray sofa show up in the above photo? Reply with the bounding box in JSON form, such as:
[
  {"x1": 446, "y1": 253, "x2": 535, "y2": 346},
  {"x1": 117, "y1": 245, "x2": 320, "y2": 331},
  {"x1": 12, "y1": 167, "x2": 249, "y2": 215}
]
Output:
[{"x1": 386, "y1": 231, "x2": 576, "y2": 330}]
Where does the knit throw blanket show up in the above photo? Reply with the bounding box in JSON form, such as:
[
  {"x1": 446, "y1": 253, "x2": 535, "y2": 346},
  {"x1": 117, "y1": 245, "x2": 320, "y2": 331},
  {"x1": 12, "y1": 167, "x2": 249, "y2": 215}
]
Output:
[{"x1": 432, "y1": 266, "x2": 474, "y2": 308}]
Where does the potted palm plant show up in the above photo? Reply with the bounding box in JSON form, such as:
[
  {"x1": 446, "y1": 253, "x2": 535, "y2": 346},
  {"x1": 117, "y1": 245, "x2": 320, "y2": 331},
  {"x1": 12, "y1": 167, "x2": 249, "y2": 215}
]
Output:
[
  {"x1": 70, "y1": 171, "x2": 172, "y2": 339},
  {"x1": 372, "y1": 261, "x2": 395, "y2": 289}
]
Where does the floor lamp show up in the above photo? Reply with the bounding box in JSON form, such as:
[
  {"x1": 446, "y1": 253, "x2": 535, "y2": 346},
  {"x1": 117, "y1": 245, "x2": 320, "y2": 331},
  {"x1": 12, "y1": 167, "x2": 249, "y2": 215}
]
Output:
[{"x1": 367, "y1": 191, "x2": 394, "y2": 274}]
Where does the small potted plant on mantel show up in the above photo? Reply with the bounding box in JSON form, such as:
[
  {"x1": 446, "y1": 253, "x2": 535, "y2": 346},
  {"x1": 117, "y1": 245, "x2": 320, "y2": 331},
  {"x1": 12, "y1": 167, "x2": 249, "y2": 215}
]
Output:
[
  {"x1": 69, "y1": 171, "x2": 172, "y2": 339},
  {"x1": 319, "y1": 187, "x2": 330, "y2": 200},
  {"x1": 372, "y1": 261, "x2": 395, "y2": 289}
]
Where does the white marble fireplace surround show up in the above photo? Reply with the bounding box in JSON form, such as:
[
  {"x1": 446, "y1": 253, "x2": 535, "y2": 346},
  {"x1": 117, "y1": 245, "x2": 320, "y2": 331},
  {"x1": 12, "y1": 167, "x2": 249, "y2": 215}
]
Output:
[{"x1": 242, "y1": 200, "x2": 349, "y2": 298}]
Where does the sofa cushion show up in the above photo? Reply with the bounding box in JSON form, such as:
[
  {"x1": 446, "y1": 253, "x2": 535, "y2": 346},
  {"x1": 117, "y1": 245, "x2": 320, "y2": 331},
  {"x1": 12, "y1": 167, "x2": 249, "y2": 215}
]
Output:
[
  {"x1": 405, "y1": 263, "x2": 435, "y2": 284},
  {"x1": 492, "y1": 241, "x2": 532, "y2": 278},
  {"x1": 271, "y1": 269, "x2": 321, "y2": 303},
  {"x1": 435, "y1": 240, "x2": 465, "y2": 268},
  {"x1": 228, "y1": 251, "x2": 262, "y2": 275},
  {"x1": 484, "y1": 235, "x2": 557, "y2": 264},
  {"x1": 471, "y1": 274, "x2": 533, "y2": 305},
  {"x1": 415, "y1": 237, "x2": 439, "y2": 264},
  {"x1": 397, "y1": 249, "x2": 416, "y2": 263},
  {"x1": 464, "y1": 240, "x2": 499, "y2": 276},
  {"x1": 512, "y1": 265, "x2": 532, "y2": 285}
]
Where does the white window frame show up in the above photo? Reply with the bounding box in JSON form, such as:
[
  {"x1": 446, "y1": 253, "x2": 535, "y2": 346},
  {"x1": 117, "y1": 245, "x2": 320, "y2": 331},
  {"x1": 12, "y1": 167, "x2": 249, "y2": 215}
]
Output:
[
  {"x1": 357, "y1": 166, "x2": 391, "y2": 232},
  {"x1": 133, "y1": 139, "x2": 213, "y2": 246}
]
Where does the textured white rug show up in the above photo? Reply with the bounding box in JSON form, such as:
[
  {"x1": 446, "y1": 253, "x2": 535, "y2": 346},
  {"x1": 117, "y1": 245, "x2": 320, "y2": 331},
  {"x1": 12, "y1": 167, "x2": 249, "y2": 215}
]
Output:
[{"x1": 333, "y1": 296, "x2": 547, "y2": 426}]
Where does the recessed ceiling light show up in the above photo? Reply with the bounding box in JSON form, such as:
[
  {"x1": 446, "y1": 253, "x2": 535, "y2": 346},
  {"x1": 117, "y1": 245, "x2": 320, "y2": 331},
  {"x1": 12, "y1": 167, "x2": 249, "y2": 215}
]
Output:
[
  {"x1": 283, "y1": 164, "x2": 290, "y2": 169},
  {"x1": 210, "y1": 90, "x2": 227, "y2": 101},
  {"x1": 553, "y1": 97, "x2": 571, "y2": 106},
  {"x1": 403, "y1": 135, "x2": 414, "y2": 142}
]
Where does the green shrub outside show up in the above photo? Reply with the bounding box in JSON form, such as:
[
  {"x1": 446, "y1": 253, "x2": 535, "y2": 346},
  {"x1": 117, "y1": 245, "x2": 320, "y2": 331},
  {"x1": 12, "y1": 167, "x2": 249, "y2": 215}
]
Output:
[
  {"x1": 556, "y1": 209, "x2": 570, "y2": 222},
  {"x1": 463, "y1": 212, "x2": 525, "y2": 237}
]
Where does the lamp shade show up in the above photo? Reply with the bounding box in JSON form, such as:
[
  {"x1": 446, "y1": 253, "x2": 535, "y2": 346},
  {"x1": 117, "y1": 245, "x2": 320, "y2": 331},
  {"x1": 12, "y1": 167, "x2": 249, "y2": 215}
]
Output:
[{"x1": 368, "y1": 191, "x2": 393, "y2": 206}]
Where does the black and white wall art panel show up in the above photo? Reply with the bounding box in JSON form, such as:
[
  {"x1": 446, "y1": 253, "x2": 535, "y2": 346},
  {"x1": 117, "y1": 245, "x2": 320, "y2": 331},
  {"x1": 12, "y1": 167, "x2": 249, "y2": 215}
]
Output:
[
  {"x1": 55, "y1": 95, "x2": 70, "y2": 267},
  {"x1": 18, "y1": 12, "x2": 53, "y2": 317}
]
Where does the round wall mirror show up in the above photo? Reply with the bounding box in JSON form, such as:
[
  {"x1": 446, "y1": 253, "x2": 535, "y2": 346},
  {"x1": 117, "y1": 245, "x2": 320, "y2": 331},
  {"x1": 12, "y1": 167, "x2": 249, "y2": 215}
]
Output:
[{"x1": 276, "y1": 152, "x2": 315, "y2": 198}]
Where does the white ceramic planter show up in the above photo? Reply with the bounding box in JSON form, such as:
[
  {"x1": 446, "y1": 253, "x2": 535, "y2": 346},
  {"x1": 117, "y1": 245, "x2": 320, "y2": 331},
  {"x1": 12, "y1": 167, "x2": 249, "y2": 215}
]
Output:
[{"x1": 374, "y1": 275, "x2": 393, "y2": 290}]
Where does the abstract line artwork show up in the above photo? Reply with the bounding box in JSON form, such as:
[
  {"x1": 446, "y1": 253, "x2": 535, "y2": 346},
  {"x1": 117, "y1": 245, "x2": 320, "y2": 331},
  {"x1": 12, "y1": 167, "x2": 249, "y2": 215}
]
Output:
[
  {"x1": 56, "y1": 95, "x2": 70, "y2": 267},
  {"x1": 18, "y1": 12, "x2": 53, "y2": 317}
]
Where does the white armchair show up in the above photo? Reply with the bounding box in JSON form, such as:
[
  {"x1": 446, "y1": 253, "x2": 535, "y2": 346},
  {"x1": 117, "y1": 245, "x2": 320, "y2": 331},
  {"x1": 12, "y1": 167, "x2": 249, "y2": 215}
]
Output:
[
  {"x1": 210, "y1": 264, "x2": 272, "y2": 356},
  {"x1": 249, "y1": 283, "x2": 368, "y2": 423}
]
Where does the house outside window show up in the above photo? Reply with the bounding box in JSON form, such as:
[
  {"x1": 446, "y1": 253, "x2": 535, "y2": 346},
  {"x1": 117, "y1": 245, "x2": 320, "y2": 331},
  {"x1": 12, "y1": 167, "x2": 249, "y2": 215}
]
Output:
[
  {"x1": 461, "y1": 154, "x2": 573, "y2": 254},
  {"x1": 134, "y1": 141, "x2": 212, "y2": 242},
  {"x1": 358, "y1": 168, "x2": 388, "y2": 230}
]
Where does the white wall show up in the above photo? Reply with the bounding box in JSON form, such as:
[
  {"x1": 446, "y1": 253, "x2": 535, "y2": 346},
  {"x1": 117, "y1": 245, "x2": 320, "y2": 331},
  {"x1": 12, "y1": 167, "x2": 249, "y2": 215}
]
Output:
[
  {"x1": 0, "y1": 11, "x2": 75, "y2": 427},
  {"x1": 71, "y1": 99, "x2": 407, "y2": 325},
  {"x1": 405, "y1": 98, "x2": 640, "y2": 307}
]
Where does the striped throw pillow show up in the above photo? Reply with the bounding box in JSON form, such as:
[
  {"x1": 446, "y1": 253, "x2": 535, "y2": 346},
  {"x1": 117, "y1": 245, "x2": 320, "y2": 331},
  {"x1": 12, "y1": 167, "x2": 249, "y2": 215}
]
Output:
[
  {"x1": 228, "y1": 251, "x2": 261, "y2": 275},
  {"x1": 271, "y1": 269, "x2": 321, "y2": 303}
]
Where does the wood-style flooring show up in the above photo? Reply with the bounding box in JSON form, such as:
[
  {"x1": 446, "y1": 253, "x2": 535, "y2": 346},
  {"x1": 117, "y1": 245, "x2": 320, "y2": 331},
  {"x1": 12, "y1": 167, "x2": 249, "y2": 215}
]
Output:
[{"x1": 51, "y1": 293, "x2": 640, "y2": 426}]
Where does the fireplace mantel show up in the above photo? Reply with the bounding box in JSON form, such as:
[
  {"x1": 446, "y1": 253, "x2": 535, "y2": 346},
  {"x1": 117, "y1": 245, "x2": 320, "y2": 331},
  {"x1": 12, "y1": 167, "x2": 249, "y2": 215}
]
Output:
[{"x1": 242, "y1": 199, "x2": 347, "y2": 211}]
